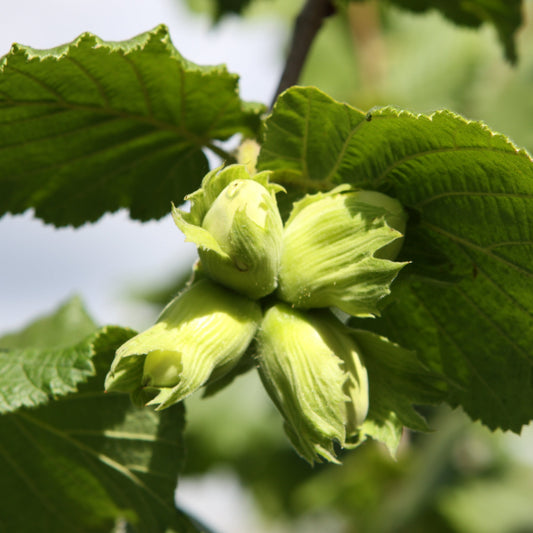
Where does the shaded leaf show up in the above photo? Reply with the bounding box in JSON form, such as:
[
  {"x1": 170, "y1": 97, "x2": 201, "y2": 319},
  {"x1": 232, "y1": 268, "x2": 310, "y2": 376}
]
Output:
[
  {"x1": 0, "y1": 319, "x2": 201, "y2": 532},
  {"x1": 259, "y1": 87, "x2": 533, "y2": 431},
  {"x1": 0, "y1": 25, "x2": 264, "y2": 226},
  {"x1": 352, "y1": 329, "x2": 439, "y2": 455}
]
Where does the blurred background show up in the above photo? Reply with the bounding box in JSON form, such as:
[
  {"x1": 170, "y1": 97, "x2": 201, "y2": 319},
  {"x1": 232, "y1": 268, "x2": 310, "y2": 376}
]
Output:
[{"x1": 2, "y1": 1, "x2": 533, "y2": 532}]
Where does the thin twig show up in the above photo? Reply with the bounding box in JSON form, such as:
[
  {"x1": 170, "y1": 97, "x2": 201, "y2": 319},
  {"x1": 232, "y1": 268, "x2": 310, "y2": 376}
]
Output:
[
  {"x1": 271, "y1": 0, "x2": 336, "y2": 109},
  {"x1": 206, "y1": 142, "x2": 237, "y2": 164}
]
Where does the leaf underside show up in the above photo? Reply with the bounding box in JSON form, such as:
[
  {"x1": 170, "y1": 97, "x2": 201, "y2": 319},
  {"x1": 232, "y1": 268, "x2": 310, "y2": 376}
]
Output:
[{"x1": 0, "y1": 25, "x2": 264, "y2": 227}]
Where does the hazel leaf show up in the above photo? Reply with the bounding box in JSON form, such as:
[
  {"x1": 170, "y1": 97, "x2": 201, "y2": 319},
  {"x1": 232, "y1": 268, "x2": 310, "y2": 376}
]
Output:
[
  {"x1": 0, "y1": 25, "x2": 264, "y2": 226},
  {"x1": 260, "y1": 86, "x2": 533, "y2": 431}
]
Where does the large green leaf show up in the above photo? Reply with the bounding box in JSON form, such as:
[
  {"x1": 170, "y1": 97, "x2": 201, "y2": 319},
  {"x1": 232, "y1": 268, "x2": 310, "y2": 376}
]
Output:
[
  {"x1": 0, "y1": 25, "x2": 264, "y2": 227},
  {"x1": 258, "y1": 86, "x2": 533, "y2": 431},
  {"x1": 0, "y1": 299, "x2": 202, "y2": 531},
  {"x1": 0, "y1": 305, "x2": 201, "y2": 532},
  {"x1": 345, "y1": 0, "x2": 523, "y2": 63}
]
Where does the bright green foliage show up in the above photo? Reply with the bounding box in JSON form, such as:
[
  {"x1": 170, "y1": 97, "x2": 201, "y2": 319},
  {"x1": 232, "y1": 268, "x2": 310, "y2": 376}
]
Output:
[
  {"x1": 257, "y1": 303, "x2": 369, "y2": 464},
  {"x1": 259, "y1": 86, "x2": 533, "y2": 431},
  {"x1": 173, "y1": 165, "x2": 285, "y2": 299},
  {"x1": 277, "y1": 185, "x2": 407, "y2": 316},
  {"x1": 0, "y1": 297, "x2": 98, "y2": 413},
  {"x1": 0, "y1": 301, "x2": 202, "y2": 532},
  {"x1": 344, "y1": 0, "x2": 523, "y2": 63},
  {"x1": 166, "y1": 166, "x2": 410, "y2": 460},
  {"x1": 377, "y1": 276, "x2": 533, "y2": 433},
  {"x1": 106, "y1": 279, "x2": 262, "y2": 409},
  {"x1": 0, "y1": 25, "x2": 264, "y2": 226},
  {"x1": 2, "y1": 2, "x2": 533, "y2": 526}
]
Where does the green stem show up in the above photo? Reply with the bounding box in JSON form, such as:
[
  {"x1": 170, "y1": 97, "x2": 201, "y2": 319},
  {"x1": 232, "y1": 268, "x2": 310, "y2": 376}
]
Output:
[{"x1": 206, "y1": 142, "x2": 237, "y2": 164}]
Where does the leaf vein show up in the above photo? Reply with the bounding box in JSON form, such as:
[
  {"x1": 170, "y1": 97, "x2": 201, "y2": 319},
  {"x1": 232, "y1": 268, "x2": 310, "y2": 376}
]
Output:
[
  {"x1": 487, "y1": 240, "x2": 533, "y2": 251},
  {"x1": 5, "y1": 64, "x2": 66, "y2": 103},
  {"x1": 7, "y1": 127, "x2": 178, "y2": 182},
  {"x1": 66, "y1": 429, "x2": 176, "y2": 447},
  {"x1": 0, "y1": 99, "x2": 203, "y2": 144},
  {"x1": 19, "y1": 411, "x2": 177, "y2": 516},
  {"x1": 423, "y1": 222, "x2": 533, "y2": 278},
  {"x1": 15, "y1": 412, "x2": 142, "y2": 527},
  {"x1": 409, "y1": 285, "x2": 508, "y2": 413},
  {"x1": 1, "y1": 418, "x2": 86, "y2": 532},
  {"x1": 459, "y1": 246, "x2": 533, "y2": 318},
  {"x1": 0, "y1": 105, "x2": 71, "y2": 126},
  {"x1": 257, "y1": 145, "x2": 301, "y2": 163},
  {"x1": 266, "y1": 117, "x2": 298, "y2": 139},
  {"x1": 414, "y1": 190, "x2": 533, "y2": 208},
  {"x1": 203, "y1": 95, "x2": 236, "y2": 140},
  {"x1": 65, "y1": 55, "x2": 111, "y2": 108},
  {"x1": 374, "y1": 146, "x2": 530, "y2": 187},
  {"x1": 454, "y1": 285, "x2": 531, "y2": 361},
  {"x1": 19, "y1": 360, "x2": 46, "y2": 395},
  {"x1": 323, "y1": 113, "x2": 366, "y2": 184},
  {"x1": 121, "y1": 54, "x2": 154, "y2": 119}
]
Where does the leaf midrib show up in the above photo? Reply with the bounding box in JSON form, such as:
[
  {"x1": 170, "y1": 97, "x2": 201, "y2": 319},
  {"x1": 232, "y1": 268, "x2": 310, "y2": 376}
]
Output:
[
  {"x1": 0, "y1": 418, "x2": 87, "y2": 533},
  {"x1": 373, "y1": 146, "x2": 532, "y2": 188},
  {"x1": 423, "y1": 221, "x2": 533, "y2": 278},
  {"x1": 409, "y1": 285, "x2": 509, "y2": 418},
  {"x1": 0, "y1": 99, "x2": 206, "y2": 146},
  {"x1": 414, "y1": 190, "x2": 533, "y2": 208},
  {"x1": 17, "y1": 411, "x2": 177, "y2": 516}
]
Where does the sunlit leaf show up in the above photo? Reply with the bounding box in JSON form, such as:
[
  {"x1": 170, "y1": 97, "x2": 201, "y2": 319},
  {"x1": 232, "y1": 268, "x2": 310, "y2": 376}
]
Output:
[
  {"x1": 0, "y1": 25, "x2": 264, "y2": 226},
  {"x1": 259, "y1": 87, "x2": 533, "y2": 431}
]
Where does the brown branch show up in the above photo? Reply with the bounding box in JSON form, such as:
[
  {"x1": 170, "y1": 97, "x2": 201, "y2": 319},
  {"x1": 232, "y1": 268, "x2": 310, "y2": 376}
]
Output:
[{"x1": 271, "y1": 0, "x2": 336, "y2": 109}]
